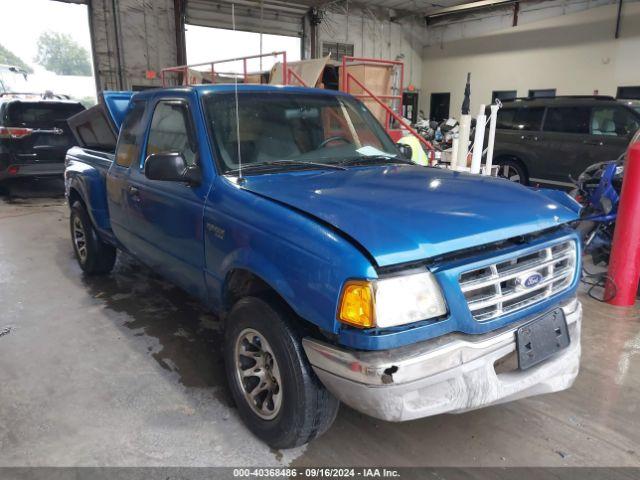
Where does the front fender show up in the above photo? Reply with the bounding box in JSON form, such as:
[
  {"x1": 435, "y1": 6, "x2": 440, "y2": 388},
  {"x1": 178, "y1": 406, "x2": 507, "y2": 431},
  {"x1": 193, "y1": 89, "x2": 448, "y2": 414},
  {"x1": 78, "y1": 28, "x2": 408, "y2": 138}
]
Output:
[
  {"x1": 203, "y1": 179, "x2": 376, "y2": 334},
  {"x1": 220, "y1": 247, "x2": 298, "y2": 307}
]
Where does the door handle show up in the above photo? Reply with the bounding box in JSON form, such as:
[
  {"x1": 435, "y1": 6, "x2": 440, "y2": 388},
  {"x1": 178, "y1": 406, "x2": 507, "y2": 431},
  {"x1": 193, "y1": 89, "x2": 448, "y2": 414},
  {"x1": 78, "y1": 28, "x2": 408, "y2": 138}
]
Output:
[
  {"x1": 583, "y1": 139, "x2": 604, "y2": 146},
  {"x1": 128, "y1": 185, "x2": 141, "y2": 202},
  {"x1": 520, "y1": 135, "x2": 539, "y2": 141}
]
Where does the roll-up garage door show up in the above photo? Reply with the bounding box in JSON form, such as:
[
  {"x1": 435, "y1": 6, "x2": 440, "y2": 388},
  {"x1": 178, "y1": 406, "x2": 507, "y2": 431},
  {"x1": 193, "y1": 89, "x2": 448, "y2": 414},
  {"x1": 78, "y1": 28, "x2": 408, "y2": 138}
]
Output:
[{"x1": 185, "y1": 0, "x2": 307, "y2": 37}]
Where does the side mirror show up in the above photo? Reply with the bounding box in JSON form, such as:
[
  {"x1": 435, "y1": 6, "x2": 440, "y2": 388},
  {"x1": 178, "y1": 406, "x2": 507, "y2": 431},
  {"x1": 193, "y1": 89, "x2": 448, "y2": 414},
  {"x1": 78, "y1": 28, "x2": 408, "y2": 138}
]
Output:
[
  {"x1": 144, "y1": 152, "x2": 200, "y2": 185},
  {"x1": 397, "y1": 143, "x2": 413, "y2": 160}
]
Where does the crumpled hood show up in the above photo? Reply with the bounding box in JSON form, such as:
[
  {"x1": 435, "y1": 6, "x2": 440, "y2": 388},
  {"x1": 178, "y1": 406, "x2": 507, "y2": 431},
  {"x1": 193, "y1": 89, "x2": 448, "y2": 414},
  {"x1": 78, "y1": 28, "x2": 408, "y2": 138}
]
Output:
[{"x1": 241, "y1": 166, "x2": 580, "y2": 267}]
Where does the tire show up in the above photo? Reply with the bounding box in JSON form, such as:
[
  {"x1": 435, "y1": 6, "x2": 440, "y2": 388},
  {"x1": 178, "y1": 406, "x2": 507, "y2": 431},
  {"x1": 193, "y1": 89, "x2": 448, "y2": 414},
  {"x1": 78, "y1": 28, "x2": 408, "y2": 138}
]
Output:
[
  {"x1": 224, "y1": 296, "x2": 339, "y2": 448},
  {"x1": 497, "y1": 158, "x2": 528, "y2": 185},
  {"x1": 69, "y1": 200, "x2": 117, "y2": 274}
]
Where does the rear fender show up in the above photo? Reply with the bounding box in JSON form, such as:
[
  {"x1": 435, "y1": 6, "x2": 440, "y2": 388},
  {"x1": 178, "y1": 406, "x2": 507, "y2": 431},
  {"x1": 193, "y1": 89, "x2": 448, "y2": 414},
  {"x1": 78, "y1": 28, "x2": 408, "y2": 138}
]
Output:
[{"x1": 65, "y1": 156, "x2": 113, "y2": 240}]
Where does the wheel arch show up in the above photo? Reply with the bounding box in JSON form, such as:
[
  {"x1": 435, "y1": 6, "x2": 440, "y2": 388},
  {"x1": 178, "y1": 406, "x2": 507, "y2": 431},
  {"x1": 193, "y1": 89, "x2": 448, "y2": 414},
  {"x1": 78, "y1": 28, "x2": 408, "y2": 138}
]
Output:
[
  {"x1": 67, "y1": 187, "x2": 86, "y2": 210},
  {"x1": 222, "y1": 268, "x2": 308, "y2": 330}
]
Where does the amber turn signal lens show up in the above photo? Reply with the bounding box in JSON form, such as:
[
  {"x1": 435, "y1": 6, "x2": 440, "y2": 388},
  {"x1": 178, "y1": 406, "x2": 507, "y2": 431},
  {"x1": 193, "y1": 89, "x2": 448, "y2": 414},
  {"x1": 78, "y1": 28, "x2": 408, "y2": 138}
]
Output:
[{"x1": 338, "y1": 281, "x2": 375, "y2": 328}]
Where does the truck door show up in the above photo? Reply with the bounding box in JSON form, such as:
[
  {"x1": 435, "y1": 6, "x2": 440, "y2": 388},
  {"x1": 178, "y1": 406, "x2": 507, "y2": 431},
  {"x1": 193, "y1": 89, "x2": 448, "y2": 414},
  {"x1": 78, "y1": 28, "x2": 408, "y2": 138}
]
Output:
[
  {"x1": 106, "y1": 100, "x2": 147, "y2": 248},
  {"x1": 124, "y1": 97, "x2": 207, "y2": 297}
]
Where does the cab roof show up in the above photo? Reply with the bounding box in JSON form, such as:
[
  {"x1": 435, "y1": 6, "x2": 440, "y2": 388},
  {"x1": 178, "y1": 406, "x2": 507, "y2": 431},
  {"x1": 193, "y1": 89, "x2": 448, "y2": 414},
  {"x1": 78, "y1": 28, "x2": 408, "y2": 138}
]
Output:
[
  {"x1": 105, "y1": 85, "x2": 351, "y2": 130},
  {"x1": 130, "y1": 83, "x2": 350, "y2": 100}
]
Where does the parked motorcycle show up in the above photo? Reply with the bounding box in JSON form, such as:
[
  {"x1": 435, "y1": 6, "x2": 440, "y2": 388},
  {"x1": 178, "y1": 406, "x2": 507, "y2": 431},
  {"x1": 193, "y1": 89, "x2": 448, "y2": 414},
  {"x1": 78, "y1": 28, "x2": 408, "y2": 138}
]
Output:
[{"x1": 570, "y1": 157, "x2": 623, "y2": 265}]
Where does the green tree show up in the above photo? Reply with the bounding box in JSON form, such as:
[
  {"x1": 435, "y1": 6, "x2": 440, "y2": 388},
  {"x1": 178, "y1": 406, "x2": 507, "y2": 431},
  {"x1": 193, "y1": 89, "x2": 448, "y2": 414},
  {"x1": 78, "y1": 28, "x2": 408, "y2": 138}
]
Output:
[
  {"x1": 34, "y1": 31, "x2": 92, "y2": 76},
  {"x1": 0, "y1": 43, "x2": 33, "y2": 73}
]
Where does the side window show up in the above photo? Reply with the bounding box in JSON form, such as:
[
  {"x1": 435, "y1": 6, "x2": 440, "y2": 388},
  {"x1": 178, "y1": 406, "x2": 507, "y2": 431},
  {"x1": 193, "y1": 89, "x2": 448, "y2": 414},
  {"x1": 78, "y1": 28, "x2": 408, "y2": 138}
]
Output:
[
  {"x1": 115, "y1": 101, "x2": 146, "y2": 167},
  {"x1": 592, "y1": 106, "x2": 640, "y2": 137},
  {"x1": 496, "y1": 108, "x2": 516, "y2": 129},
  {"x1": 513, "y1": 107, "x2": 544, "y2": 131},
  {"x1": 146, "y1": 101, "x2": 197, "y2": 167},
  {"x1": 544, "y1": 107, "x2": 590, "y2": 134}
]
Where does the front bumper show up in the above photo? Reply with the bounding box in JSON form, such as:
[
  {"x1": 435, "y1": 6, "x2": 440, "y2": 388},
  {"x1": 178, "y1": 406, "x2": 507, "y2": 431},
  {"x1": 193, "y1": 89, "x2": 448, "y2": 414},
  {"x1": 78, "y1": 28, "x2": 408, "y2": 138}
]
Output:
[{"x1": 303, "y1": 298, "x2": 582, "y2": 422}]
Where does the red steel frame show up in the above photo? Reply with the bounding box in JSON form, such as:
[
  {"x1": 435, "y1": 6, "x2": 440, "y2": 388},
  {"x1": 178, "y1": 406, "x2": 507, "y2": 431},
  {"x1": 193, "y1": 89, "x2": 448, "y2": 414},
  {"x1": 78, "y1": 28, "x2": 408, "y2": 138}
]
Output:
[
  {"x1": 340, "y1": 56, "x2": 433, "y2": 151},
  {"x1": 160, "y1": 52, "x2": 431, "y2": 153},
  {"x1": 160, "y1": 51, "x2": 309, "y2": 88}
]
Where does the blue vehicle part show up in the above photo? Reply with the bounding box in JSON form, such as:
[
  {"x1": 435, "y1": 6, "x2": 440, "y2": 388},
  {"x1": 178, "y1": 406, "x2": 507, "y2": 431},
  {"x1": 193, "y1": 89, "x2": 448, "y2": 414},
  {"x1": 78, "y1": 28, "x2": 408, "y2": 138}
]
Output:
[
  {"x1": 102, "y1": 90, "x2": 134, "y2": 131},
  {"x1": 582, "y1": 162, "x2": 620, "y2": 223},
  {"x1": 241, "y1": 166, "x2": 580, "y2": 267},
  {"x1": 65, "y1": 147, "x2": 115, "y2": 241},
  {"x1": 202, "y1": 175, "x2": 377, "y2": 328},
  {"x1": 535, "y1": 188, "x2": 583, "y2": 216},
  {"x1": 338, "y1": 227, "x2": 581, "y2": 350},
  {"x1": 66, "y1": 84, "x2": 583, "y2": 352}
]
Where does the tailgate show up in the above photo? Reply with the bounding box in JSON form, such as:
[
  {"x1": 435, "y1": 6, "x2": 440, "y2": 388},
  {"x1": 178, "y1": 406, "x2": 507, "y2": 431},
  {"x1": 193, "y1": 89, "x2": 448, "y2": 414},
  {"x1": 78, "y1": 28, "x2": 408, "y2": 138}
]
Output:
[{"x1": 3, "y1": 101, "x2": 85, "y2": 164}]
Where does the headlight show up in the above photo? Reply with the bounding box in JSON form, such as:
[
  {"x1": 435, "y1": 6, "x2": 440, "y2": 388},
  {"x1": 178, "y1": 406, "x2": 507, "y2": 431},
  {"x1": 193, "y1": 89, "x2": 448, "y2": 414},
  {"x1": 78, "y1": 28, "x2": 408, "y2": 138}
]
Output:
[{"x1": 338, "y1": 271, "x2": 447, "y2": 329}]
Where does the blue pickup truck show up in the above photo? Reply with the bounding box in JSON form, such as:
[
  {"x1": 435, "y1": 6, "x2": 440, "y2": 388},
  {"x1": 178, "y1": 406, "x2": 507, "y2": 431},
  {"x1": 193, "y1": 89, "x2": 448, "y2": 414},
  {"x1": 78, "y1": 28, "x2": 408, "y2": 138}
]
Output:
[{"x1": 65, "y1": 85, "x2": 583, "y2": 448}]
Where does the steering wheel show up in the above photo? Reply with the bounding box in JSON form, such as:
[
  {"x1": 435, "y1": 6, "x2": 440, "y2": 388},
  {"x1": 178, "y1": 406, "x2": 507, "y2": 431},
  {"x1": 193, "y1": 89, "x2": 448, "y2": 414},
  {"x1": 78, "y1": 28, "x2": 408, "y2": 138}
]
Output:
[{"x1": 317, "y1": 136, "x2": 351, "y2": 149}]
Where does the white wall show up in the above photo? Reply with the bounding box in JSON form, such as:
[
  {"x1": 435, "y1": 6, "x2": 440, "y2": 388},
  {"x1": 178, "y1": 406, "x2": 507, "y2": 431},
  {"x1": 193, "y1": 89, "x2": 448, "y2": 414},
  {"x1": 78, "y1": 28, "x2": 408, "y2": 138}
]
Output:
[
  {"x1": 319, "y1": 5, "x2": 425, "y2": 90},
  {"x1": 421, "y1": 2, "x2": 640, "y2": 118}
]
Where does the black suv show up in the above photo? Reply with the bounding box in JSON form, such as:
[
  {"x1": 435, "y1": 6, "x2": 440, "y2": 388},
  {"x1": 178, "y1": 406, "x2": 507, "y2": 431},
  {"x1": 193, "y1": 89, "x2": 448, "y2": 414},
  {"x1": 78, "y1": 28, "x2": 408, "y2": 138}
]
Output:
[
  {"x1": 0, "y1": 94, "x2": 85, "y2": 183},
  {"x1": 492, "y1": 96, "x2": 640, "y2": 187}
]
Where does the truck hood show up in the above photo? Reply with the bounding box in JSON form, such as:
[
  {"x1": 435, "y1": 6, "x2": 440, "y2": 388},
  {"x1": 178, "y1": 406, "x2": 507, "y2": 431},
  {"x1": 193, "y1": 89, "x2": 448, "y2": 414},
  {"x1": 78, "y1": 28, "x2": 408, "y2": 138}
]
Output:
[{"x1": 241, "y1": 165, "x2": 580, "y2": 267}]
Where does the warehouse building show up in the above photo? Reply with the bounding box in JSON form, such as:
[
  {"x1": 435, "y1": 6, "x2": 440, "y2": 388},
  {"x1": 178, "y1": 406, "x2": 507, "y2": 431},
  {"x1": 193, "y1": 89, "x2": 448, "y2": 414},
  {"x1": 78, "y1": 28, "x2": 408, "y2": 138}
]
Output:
[{"x1": 1, "y1": 0, "x2": 639, "y2": 476}]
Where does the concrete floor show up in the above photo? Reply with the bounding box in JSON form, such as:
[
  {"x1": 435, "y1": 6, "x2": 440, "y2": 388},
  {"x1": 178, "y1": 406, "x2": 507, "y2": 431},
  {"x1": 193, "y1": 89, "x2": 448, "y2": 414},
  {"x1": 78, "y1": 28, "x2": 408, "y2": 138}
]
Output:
[{"x1": 0, "y1": 177, "x2": 639, "y2": 467}]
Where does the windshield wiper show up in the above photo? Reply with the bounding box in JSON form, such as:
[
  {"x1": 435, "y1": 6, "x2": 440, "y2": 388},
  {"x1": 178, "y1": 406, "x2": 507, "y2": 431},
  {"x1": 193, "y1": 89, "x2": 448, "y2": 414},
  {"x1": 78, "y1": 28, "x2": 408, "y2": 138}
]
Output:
[
  {"x1": 337, "y1": 155, "x2": 415, "y2": 167},
  {"x1": 226, "y1": 159, "x2": 347, "y2": 175}
]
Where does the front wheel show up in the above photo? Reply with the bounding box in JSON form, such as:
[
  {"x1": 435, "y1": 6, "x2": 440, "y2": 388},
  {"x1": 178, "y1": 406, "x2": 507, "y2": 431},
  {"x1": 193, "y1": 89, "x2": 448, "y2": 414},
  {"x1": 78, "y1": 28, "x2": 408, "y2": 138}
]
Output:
[
  {"x1": 69, "y1": 201, "x2": 117, "y2": 274},
  {"x1": 224, "y1": 296, "x2": 339, "y2": 448}
]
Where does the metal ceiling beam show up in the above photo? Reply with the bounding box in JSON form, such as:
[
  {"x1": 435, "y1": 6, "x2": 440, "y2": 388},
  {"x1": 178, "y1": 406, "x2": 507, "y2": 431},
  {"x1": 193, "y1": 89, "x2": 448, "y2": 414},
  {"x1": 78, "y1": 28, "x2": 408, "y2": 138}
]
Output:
[{"x1": 425, "y1": 0, "x2": 517, "y2": 19}]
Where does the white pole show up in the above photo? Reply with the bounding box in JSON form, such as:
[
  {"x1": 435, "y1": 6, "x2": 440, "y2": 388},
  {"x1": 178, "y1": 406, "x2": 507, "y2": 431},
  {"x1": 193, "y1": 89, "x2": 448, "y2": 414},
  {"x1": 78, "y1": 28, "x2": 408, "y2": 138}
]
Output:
[
  {"x1": 457, "y1": 115, "x2": 471, "y2": 169},
  {"x1": 470, "y1": 104, "x2": 486, "y2": 174},
  {"x1": 450, "y1": 134, "x2": 459, "y2": 170},
  {"x1": 484, "y1": 104, "x2": 499, "y2": 176}
]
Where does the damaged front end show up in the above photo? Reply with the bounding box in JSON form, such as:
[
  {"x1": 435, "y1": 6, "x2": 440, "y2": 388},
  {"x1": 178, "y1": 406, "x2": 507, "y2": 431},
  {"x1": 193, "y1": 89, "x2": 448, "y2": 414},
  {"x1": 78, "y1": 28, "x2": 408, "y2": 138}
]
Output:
[{"x1": 302, "y1": 297, "x2": 581, "y2": 422}]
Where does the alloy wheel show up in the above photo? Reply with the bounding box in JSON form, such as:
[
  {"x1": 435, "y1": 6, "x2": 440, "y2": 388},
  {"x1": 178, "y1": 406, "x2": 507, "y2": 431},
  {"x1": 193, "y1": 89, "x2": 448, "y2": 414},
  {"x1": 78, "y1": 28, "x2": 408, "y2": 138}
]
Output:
[
  {"x1": 72, "y1": 216, "x2": 88, "y2": 263},
  {"x1": 500, "y1": 164, "x2": 522, "y2": 183},
  {"x1": 234, "y1": 328, "x2": 283, "y2": 420}
]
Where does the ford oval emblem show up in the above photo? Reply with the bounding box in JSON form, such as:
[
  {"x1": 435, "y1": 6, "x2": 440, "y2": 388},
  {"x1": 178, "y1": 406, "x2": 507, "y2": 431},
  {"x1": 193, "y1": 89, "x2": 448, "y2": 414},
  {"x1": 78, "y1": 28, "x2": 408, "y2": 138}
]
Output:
[{"x1": 518, "y1": 272, "x2": 544, "y2": 289}]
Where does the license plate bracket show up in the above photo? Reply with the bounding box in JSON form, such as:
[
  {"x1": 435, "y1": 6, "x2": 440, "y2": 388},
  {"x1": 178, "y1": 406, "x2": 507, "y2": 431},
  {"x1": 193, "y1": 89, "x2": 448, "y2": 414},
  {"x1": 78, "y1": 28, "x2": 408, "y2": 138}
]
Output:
[{"x1": 516, "y1": 308, "x2": 570, "y2": 370}]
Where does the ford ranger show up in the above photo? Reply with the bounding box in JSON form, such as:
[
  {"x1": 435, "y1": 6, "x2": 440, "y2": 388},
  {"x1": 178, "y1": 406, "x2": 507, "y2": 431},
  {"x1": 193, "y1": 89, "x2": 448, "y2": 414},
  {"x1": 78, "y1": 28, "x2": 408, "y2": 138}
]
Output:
[{"x1": 65, "y1": 85, "x2": 583, "y2": 448}]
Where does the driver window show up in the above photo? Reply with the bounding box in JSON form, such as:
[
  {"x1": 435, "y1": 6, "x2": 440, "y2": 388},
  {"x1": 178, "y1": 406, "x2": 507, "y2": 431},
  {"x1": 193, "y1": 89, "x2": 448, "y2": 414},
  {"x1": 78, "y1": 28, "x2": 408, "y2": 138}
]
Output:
[{"x1": 146, "y1": 101, "x2": 197, "y2": 167}]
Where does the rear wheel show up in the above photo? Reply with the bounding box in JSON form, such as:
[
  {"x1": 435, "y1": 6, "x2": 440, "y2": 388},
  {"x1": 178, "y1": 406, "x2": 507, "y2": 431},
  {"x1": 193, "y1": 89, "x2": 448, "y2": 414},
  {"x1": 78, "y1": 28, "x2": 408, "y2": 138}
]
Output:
[
  {"x1": 224, "y1": 296, "x2": 339, "y2": 448},
  {"x1": 69, "y1": 201, "x2": 116, "y2": 274},
  {"x1": 497, "y1": 158, "x2": 528, "y2": 185}
]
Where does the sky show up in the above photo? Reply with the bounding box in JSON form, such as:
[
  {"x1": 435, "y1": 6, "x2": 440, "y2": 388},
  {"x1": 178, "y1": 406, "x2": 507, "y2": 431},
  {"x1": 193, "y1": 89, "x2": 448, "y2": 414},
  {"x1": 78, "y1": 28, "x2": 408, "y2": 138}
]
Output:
[
  {"x1": 1, "y1": 0, "x2": 300, "y2": 81},
  {"x1": 0, "y1": 0, "x2": 92, "y2": 71}
]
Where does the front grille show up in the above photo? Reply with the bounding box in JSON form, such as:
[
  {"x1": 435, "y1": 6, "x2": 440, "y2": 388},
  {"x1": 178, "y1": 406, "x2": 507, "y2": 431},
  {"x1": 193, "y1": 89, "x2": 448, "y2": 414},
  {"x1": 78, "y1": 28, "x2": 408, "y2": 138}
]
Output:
[{"x1": 459, "y1": 241, "x2": 576, "y2": 321}]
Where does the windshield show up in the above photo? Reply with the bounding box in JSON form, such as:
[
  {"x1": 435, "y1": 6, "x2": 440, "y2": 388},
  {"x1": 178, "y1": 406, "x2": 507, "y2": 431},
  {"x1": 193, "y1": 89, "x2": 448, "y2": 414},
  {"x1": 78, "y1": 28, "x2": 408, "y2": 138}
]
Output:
[{"x1": 203, "y1": 92, "x2": 400, "y2": 174}]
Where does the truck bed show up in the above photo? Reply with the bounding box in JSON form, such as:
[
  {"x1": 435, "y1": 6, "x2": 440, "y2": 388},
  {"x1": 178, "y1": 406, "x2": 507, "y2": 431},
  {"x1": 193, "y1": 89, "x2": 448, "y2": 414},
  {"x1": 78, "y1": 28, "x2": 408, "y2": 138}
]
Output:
[
  {"x1": 66, "y1": 146, "x2": 114, "y2": 172},
  {"x1": 65, "y1": 146, "x2": 115, "y2": 241}
]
